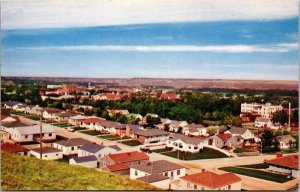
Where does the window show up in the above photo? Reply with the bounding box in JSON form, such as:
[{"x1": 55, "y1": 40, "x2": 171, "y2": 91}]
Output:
[
  {"x1": 194, "y1": 184, "x2": 197, "y2": 189},
  {"x1": 44, "y1": 155, "x2": 48, "y2": 157},
  {"x1": 228, "y1": 185, "x2": 231, "y2": 190},
  {"x1": 56, "y1": 154, "x2": 59, "y2": 156},
  {"x1": 177, "y1": 169, "x2": 180, "y2": 175},
  {"x1": 49, "y1": 133, "x2": 52, "y2": 137},
  {"x1": 164, "y1": 172, "x2": 168, "y2": 176},
  {"x1": 25, "y1": 135, "x2": 28, "y2": 139},
  {"x1": 71, "y1": 147, "x2": 74, "y2": 151},
  {"x1": 135, "y1": 170, "x2": 138, "y2": 176}
]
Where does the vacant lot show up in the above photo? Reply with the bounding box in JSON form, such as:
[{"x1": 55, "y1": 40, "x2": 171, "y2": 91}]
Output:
[
  {"x1": 161, "y1": 148, "x2": 228, "y2": 160},
  {"x1": 1, "y1": 152, "x2": 157, "y2": 190},
  {"x1": 219, "y1": 166, "x2": 292, "y2": 183}
]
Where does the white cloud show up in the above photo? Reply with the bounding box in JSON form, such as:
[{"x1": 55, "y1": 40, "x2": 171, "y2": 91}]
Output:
[
  {"x1": 6, "y1": 43, "x2": 298, "y2": 53},
  {"x1": 1, "y1": 0, "x2": 298, "y2": 29}
]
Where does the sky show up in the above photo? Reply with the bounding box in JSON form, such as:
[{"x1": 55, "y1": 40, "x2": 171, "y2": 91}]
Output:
[{"x1": 1, "y1": 0, "x2": 299, "y2": 80}]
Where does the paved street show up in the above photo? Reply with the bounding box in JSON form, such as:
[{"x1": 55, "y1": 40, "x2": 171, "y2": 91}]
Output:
[{"x1": 18, "y1": 115, "x2": 299, "y2": 190}]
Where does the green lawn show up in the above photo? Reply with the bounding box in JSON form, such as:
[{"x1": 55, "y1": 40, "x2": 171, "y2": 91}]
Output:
[
  {"x1": 152, "y1": 148, "x2": 173, "y2": 153},
  {"x1": 79, "y1": 130, "x2": 101, "y2": 136},
  {"x1": 238, "y1": 163, "x2": 269, "y2": 169},
  {"x1": 161, "y1": 147, "x2": 228, "y2": 160},
  {"x1": 73, "y1": 127, "x2": 86, "y2": 131},
  {"x1": 233, "y1": 148, "x2": 255, "y2": 153},
  {"x1": 99, "y1": 135, "x2": 130, "y2": 141},
  {"x1": 52, "y1": 123, "x2": 72, "y2": 128},
  {"x1": 1, "y1": 152, "x2": 158, "y2": 190},
  {"x1": 219, "y1": 166, "x2": 292, "y2": 183},
  {"x1": 119, "y1": 140, "x2": 142, "y2": 146}
]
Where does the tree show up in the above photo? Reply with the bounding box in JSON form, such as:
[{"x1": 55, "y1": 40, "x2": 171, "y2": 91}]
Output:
[
  {"x1": 206, "y1": 126, "x2": 218, "y2": 136},
  {"x1": 146, "y1": 116, "x2": 161, "y2": 128},
  {"x1": 272, "y1": 111, "x2": 288, "y2": 126},
  {"x1": 164, "y1": 124, "x2": 170, "y2": 132},
  {"x1": 261, "y1": 130, "x2": 279, "y2": 153},
  {"x1": 222, "y1": 116, "x2": 243, "y2": 127},
  {"x1": 291, "y1": 109, "x2": 299, "y2": 122}
]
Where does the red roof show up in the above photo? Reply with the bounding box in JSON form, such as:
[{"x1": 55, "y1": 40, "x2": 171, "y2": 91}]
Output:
[
  {"x1": 217, "y1": 133, "x2": 232, "y2": 142},
  {"x1": 11, "y1": 116, "x2": 20, "y2": 121},
  {"x1": 181, "y1": 171, "x2": 241, "y2": 189},
  {"x1": 106, "y1": 163, "x2": 130, "y2": 172},
  {"x1": 81, "y1": 118, "x2": 106, "y2": 124},
  {"x1": 1, "y1": 115, "x2": 18, "y2": 121},
  {"x1": 108, "y1": 151, "x2": 149, "y2": 164},
  {"x1": 266, "y1": 155, "x2": 298, "y2": 170},
  {"x1": 1, "y1": 142, "x2": 29, "y2": 153},
  {"x1": 44, "y1": 109, "x2": 62, "y2": 114}
]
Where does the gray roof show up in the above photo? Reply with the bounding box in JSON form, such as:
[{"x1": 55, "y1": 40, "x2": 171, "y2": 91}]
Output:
[
  {"x1": 80, "y1": 143, "x2": 106, "y2": 153},
  {"x1": 13, "y1": 124, "x2": 55, "y2": 135},
  {"x1": 98, "y1": 121, "x2": 120, "y2": 128},
  {"x1": 169, "y1": 134, "x2": 206, "y2": 145},
  {"x1": 276, "y1": 135, "x2": 296, "y2": 144},
  {"x1": 115, "y1": 124, "x2": 127, "y2": 129},
  {"x1": 133, "y1": 129, "x2": 169, "y2": 137},
  {"x1": 131, "y1": 160, "x2": 185, "y2": 174},
  {"x1": 72, "y1": 155, "x2": 97, "y2": 163},
  {"x1": 31, "y1": 146, "x2": 62, "y2": 154},
  {"x1": 137, "y1": 174, "x2": 169, "y2": 183},
  {"x1": 55, "y1": 138, "x2": 91, "y2": 147},
  {"x1": 55, "y1": 112, "x2": 77, "y2": 117},
  {"x1": 2, "y1": 121, "x2": 32, "y2": 128},
  {"x1": 227, "y1": 127, "x2": 248, "y2": 135}
]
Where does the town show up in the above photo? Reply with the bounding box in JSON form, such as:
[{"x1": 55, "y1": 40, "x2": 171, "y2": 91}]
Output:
[{"x1": 1, "y1": 79, "x2": 298, "y2": 190}]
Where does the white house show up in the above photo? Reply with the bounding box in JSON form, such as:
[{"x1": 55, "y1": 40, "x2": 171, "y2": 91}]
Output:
[
  {"x1": 69, "y1": 155, "x2": 98, "y2": 168},
  {"x1": 53, "y1": 112, "x2": 77, "y2": 123},
  {"x1": 95, "y1": 121, "x2": 120, "y2": 133},
  {"x1": 30, "y1": 147, "x2": 63, "y2": 160},
  {"x1": 52, "y1": 138, "x2": 91, "y2": 155},
  {"x1": 25, "y1": 105, "x2": 42, "y2": 116},
  {"x1": 240, "y1": 102, "x2": 283, "y2": 119},
  {"x1": 68, "y1": 115, "x2": 89, "y2": 126},
  {"x1": 133, "y1": 129, "x2": 169, "y2": 144},
  {"x1": 167, "y1": 134, "x2": 207, "y2": 153},
  {"x1": 266, "y1": 155, "x2": 298, "y2": 179},
  {"x1": 168, "y1": 120, "x2": 189, "y2": 132},
  {"x1": 78, "y1": 143, "x2": 121, "y2": 160},
  {"x1": 78, "y1": 118, "x2": 106, "y2": 130},
  {"x1": 42, "y1": 108, "x2": 63, "y2": 119},
  {"x1": 225, "y1": 127, "x2": 255, "y2": 140},
  {"x1": 208, "y1": 133, "x2": 238, "y2": 148},
  {"x1": 255, "y1": 117, "x2": 273, "y2": 128},
  {"x1": 275, "y1": 135, "x2": 296, "y2": 150},
  {"x1": 130, "y1": 160, "x2": 186, "y2": 189},
  {"x1": 183, "y1": 124, "x2": 207, "y2": 136},
  {"x1": 9, "y1": 124, "x2": 56, "y2": 143}
]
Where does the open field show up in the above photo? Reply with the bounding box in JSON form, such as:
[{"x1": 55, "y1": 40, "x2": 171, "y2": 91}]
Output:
[
  {"x1": 161, "y1": 148, "x2": 228, "y2": 160},
  {"x1": 1, "y1": 152, "x2": 158, "y2": 190}
]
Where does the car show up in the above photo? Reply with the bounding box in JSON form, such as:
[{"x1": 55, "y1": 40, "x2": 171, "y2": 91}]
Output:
[{"x1": 67, "y1": 127, "x2": 75, "y2": 132}]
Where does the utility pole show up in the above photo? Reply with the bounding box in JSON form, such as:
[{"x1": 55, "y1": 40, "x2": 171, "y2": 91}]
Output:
[
  {"x1": 39, "y1": 110, "x2": 43, "y2": 159},
  {"x1": 288, "y1": 102, "x2": 291, "y2": 131}
]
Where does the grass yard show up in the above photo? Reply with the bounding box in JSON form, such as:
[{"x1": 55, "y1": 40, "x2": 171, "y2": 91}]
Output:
[
  {"x1": 1, "y1": 152, "x2": 157, "y2": 190},
  {"x1": 219, "y1": 166, "x2": 292, "y2": 183},
  {"x1": 152, "y1": 148, "x2": 173, "y2": 153},
  {"x1": 119, "y1": 140, "x2": 142, "y2": 146},
  {"x1": 73, "y1": 127, "x2": 86, "y2": 131},
  {"x1": 99, "y1": 135, "x2": 130, "y2": 141},
  {"x1": 79, "y1": 130, "x2": 101, "y2": 136},
  {"x1": 238, "y1": 163, "x2": 269, "y2": 169},
  {"x1": 161, "y1": 147, "x2": 228, "y2": 160},
  {"x1": 51, "y1": 123, "x2": 72, "y2": 128},
  {"x1": 233, "y1": 148, "x2": 255, "y2": 153}
]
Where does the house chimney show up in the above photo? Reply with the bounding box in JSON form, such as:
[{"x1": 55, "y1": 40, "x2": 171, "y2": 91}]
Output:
[{"x1": 276, "y1": 153, "x2": 283, "y2": 158}]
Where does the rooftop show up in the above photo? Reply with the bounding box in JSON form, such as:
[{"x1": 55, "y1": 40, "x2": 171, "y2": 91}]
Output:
[
  {"x1": 133, "y1": 129, "x2": 169, "y2": 137},
  {"x1": 108, "y1": 151, "x2": 149, "y2": 164},
  {"x1": 72, "y1": 155, "x2": 97, "y2": 163},
  {"x1": 181, "y1": 171, "x2": 241, "y2": 189},
  {"x1": 216, "y1": 133, "x2": 232, "y2": 142},
  {"x1": 55, "y1": 138, "x2": 91, "y2": 147},
  {"x1": 1, "y1": 142, "x2": 29, "y2": 153},
  {"x1": 31, "y1": 146, "x2": 62, "y2": 154},
  {"x1": 137, "y1": 174, "x2": 169, "y2": 183},
  {"x1": 266, "y1": 155, "x2": 298, "y2": 170},
  {"x1": 106, "y1": 163, "x2": 130, "y2": 172},
  {"x1": 131, "y1": 160, "x2": 185, "y2": 174}
]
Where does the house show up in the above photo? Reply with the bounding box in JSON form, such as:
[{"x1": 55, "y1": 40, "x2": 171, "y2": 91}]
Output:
[
  {"x1": 124, "y1": 124, "x2": 144, "y2": 138},
  {"x1": 78, "y1": 143, "x2": 121, "y2": 161},
  {"x1": 1, "y1": 130, "x2": 10, "y2": 141},
  {"x1": 141, "y1": 113, "x2": 159, "y2": 125},
  {"x1": 103, "y1": 163, "x2": 131, "y2": 175},
  {"x1": 25, "y1": 105, "x2": 42, "y2": 116},
  {"x1": 225, "y1": 127, "x2": 255, "y2": 140},
  {"x1": 42, "y1": 108, "x2": 63, "y2": 119},
  {"x1": 100, "y1": 151, "x2": 149, "y2": 169},
  {"x1": 160, "y1": 118, "x2": 172, "y2": 125},
  {"x1": 137, "y1": 174, "x2": 170, "y2": 189},
  {"x1": 69, "y1": 155, "x2": 98, "y2": 168},
  {"x1": 130, "y1": 160, "x2": 186, "y2": 189},
  {"x1": 68, "y1": 115, "x2": 89, "y2": 126},
  {"x1": 78, "y1": 117, "x2": 106, "y2": 130},
  {"x1": 13, "y1": 103, "x2": 28, "y2": 112},
  {"x1": 30, "y1": 146, "x2": 63, "y2": 160},
  {"x1": 9, "y1": 124, "x2": 56, "y2": 143},
  {"x1": 171, "y1": 170, "x2": 241, "y2": 190},
  {"x1": 52, "y1": 138, "x2": 91, "y2": 155},
  {"x1": 208, "y1": 133, "x2": 238, "y2": 148},
  {"x1": 126, "y1": 113, "x2": 143, "y2": 121},
  {"x1": 53, "y1": 112, "x2": 77, "y2": 123},
  {"x1": 255, "y1": 117, "x2": 273, "y2": 128},
  {"x1": 2, "y1": 101, "x2": 22, "y2": 109},
  {"x1": 107, "y1": 109, "x2": 129, "y2": 117},
  {"x1": 1, "y1": 121, "x2": 30, "y2": 132},
  {"x1": 275, "y1": 135, "x2": 296, "y2": 150},
  {"x1": 240, "y1": 102, "x2": 283, "y2": 119},
  {"x1": 1, "y1": 115, "x2": 18, "y2": 123},
  {"x1": 133, "y1": 129, "x2": 169, "y2": 144},
  {"x1": 167, "y1": 134, "x2": 207, "y2": 153},
  {"x1": 168, "y1": 121, "x2": 189, "y2": 132},
  {"x1": 183, "y1": 124, "x2": 207, "y2": 136},
  {"x1": 159, "y1": 93, "x2": 181, "y2": 100},
  {"x1": 1, "y1": 142, "x2": 30, "y2": 155},
  {"x1": 266, "y1": 154, "x2": 298, "y2": 178},
  {"x1": 96, "y1": 121, "x2": 120, "y2": 133}
]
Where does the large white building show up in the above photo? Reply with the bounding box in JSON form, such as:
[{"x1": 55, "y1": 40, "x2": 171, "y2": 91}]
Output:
[{"x1": 240, "y1": 102, "x2": 283, "y2": 119}]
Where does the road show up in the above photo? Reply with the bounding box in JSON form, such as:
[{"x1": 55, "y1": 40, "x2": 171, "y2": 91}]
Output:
[{"x1": 18, "y1": 116, "x2": 299, "y2": 190}]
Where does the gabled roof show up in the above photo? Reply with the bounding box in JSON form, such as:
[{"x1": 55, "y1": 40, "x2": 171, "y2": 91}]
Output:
[
  {"x1": 108, "y1": 151, "x2": 149, "y2": 164},
  {"x1": 1, "y1": 121, "x2": 31, "y2": 128},
  {"x1": 99, "y1": 121, "x2": 120, "y2": 128},
  {"x1": 131, "y1": 160, "x2": 185, "y2": 174},
  {"x1": 169, "y1": 134, "x2": 206, "y2": 145},
  {"x1": 266, "y1": 155, "x2": 298, "y2": 170},
  {"x1": 106, "y1": 163, "x2": 130, "y2": 172},
  {"x1": 1, "y1": 142, "x2": 29, "y2": 153},
  {"x1": 13, "y1": 124, "x2": 55, "y2": 134},
  {"x1": 1, "y1": 115, "x2": 18, "y2": 121},
  {"x1": 55, "y1": 112, "x2": 77, "y2": 117},
  {"x1": 79, "y1": 143, "x2": 120, "y2": 153},
  {"x1": 181, "y1": 171, "x2": 241, "y2": 189},
  {"x1": 227, "y1": 127, "x2": 248, "y2": 135},
  {"x1": 216, "y1": 133, "x2": 232, "y2": 142},
  {"x1": 133, "y1": 129, "x2": 169, "y2": 137},
  {"x1": 276, "y1": 135, "x2": 296, "y2": 144},
  {"x1": 43, "y1": 108, "x2": 63, "y2": 114},
  {"x1": 81, "y1": 118, "x2": 106, "y2": 124},
  {"x1": 55, "y1": 138, "x2": 91, "y2": 147},
  {"x1": 137, "y1": 174, "x2": 169, "y2": 183},
  {"x1": 31, "y1": 146, "x2": 62, "y2": 154},
  {"x1": 72, "y1": 155, "x2": 97, "y2": 163}
]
